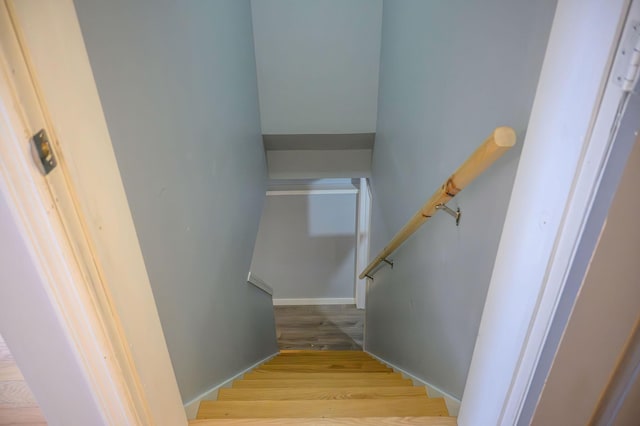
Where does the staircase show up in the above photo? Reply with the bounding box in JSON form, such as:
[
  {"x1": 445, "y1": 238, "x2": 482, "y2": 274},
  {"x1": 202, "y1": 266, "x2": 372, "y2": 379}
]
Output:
[{"x1": 190, "y1": 350, "x2": 457, "y2": 425}]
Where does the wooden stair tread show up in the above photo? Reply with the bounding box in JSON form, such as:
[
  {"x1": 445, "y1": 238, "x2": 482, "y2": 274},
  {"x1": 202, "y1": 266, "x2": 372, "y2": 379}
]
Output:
[
  {"x1": 244, "y1": 371, "x2": 400, "y2": 380},
  {"x1": 218, "y1": 386, "x2": 427, "y2": 401},
  {"x1": 271, "y1": 356, "x2": 375, "y2": 362},
  {"x1": 197, "y1": 398, "x2": 449, "y2": 419},
  {"x1": 266, "y1": 358, "x2": 376, "y2": 365},
  {"x1": 189, "y1": 416, "x2": 458, "y2": 425},
  {"x1": 276, "y1": 352, "x2": 372, "y2": 358},
  {"x1": 278, "y1": 350, "x2": 367, "y2": 354},
  {"x1": 265, "y1": 358, "x2": 377, "y2": 364},
  {"x1": 258, "y1": 364, "x2": 391, "y2": 372},
  {"x1": 260, "y1": 361, "x2": 388, "y2": 366},
  {"x1": 233, "y1": 378, "x2": 414, "y2": 388},
  {"x1": 193, "y1": 350, "x2": 456, "y2": 423}
]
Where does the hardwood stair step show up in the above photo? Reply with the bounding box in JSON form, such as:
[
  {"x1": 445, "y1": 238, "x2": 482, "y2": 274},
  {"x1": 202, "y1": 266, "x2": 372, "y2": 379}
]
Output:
[
  {"x1": 193, "y1": 350, "x2": 456, "y2": 423},
  {"x1": 218, "y1": 386, "x2": 427, "y2": 401},
  {"x1": 196, "y1": 398, "x2": 449, "y2": 419},
  {"x1": 266, "y1": 357, "x2": 376, "y2": 365},
  {"x1": 276, "y1": 325, "x2": 364, "y2": 330},
  {"x1": 265, "y1": 357, "x2": 377, "y2": 364},
  {"x1": 232, "y1": 378, "x2": 414, "y2": 388},
  {"x1": 189, "y1": 416, "x2": 458, "y2": 425},
  {"x1": 270, "y1": 356, "x2": 375, "y2": 362},
  {"x1": 275, "y1": 352, "x2": 372, "y2": 359},
  {"x1": 258, "y1": 363, "x2": 391, "y2": 372},
  {"x1": 278, "y1": 350, "x2": 366, "y2": 354},
  {"x1": 264, "y1": 357, "x2": 382, "y2": 365},
  {"x1": 243, "y1": 371, "x2": 401, "y2": 380}
]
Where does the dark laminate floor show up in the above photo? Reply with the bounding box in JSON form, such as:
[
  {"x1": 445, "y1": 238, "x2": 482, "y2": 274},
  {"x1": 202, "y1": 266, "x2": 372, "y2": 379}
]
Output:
[{"x1": 274, "y1": 304, "x2": 365, "y2": 351}]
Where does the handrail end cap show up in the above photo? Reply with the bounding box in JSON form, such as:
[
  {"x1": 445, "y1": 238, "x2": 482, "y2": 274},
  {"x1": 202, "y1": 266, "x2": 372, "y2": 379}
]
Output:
[{"x1": 493, "y1": 126, "x2": 517, "y2": 147}]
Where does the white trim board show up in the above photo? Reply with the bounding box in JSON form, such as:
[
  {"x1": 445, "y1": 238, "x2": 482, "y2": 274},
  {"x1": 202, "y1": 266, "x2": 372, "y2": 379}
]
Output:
[
  {"x1": 266, "y1": 189, "x2": 358, "y2": 196},
  {"x1": 273, "y1": 298, "x2": 356, "y2": 306},
  {"x1": 183, "y1": 352, "x2": 278, "y2": 419},
  {"x1": 355, "y1": 177, "x2": 371, "y2": 310},
  {"x1": 366, "y1": 351, "x2": 461, "y2": 416},
  {"x1": 0, "y1": 48, "x2": 130, "y2": 425},
  {"x1": 0, "y1": 3, "x2": 176, "y2": 423},
  {"x1": 246, "y1": 272, "x2": 273, "y2": 296},
  {"x1": 1, "y1": 2, "x2": 188, "y2": 423}
]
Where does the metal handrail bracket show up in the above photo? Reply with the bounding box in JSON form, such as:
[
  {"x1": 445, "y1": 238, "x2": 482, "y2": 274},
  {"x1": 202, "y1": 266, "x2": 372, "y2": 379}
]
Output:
[{"x1": 436, "y1": 204, "x2": 461, "y2": 226}]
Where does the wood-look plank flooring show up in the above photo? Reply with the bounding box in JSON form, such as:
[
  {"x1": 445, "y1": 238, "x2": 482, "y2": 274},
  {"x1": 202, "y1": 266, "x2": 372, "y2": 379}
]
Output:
[
  {"x1": 0, "y1": 334, "x2": 46, "y2": 425},
  {"x1": 274, "y1": 305, "x2": 364, "y2": 350}
]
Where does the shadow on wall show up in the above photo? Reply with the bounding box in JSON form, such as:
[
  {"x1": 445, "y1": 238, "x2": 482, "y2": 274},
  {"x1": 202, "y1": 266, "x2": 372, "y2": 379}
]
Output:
[{"x1": 250, "y1": 190, "x2": 358, "y2": 301}]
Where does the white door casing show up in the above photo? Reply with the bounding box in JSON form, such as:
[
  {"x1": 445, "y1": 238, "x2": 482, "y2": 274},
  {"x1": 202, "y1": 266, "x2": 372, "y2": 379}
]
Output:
[
  {"x1": 355, "y1": 178, "x2": 372, "y2": 310},
  {"x1": 0, "y1": 0, "x2": 186, "y2": 424}
]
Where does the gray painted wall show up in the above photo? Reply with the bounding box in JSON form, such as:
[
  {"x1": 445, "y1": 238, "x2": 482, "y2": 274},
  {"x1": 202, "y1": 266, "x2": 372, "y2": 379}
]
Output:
[
  {"x1": 251, "y1": 0, "x2": 382, "y2": 134},
  {"x1": 73, "y1": 0, "x2": 278, "y2": 403},
  {"x1": 267, "y1": 149, "x2": 372, "y2": 179},
  {"x1": 251, "y1": 194, "x2": 357, "y2": 300},
  {"x1": 365, "y1": 0, "x2": 557, "y2": 398}
]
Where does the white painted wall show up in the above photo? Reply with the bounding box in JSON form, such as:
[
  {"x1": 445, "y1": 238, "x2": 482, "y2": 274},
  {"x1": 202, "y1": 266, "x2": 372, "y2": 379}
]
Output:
[
  {"x1": 365, "y1": 0, "x2": 557, "y2": 400},
  {"x1": 251, "y1": 193, "x2": 357, "y2": 301},
  {"x1": 73, "y1": 0, "x2": 278, "y2": 404},
  {"x1": 251, "y1": 0, "x2": 382, "y2": 134}
]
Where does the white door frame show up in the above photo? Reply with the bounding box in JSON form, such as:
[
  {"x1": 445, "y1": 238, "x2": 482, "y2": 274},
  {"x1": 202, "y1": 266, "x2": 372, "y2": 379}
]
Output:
[
  {"x1": 355, "y1": 178, "x2": 372, "y2": 310},
  {"x1": 460, "y1": 0, "x2": 637, "y2": 424},
  {"x1": 0, "y1": 0, "x2": 186, "y2": 424},
  {"x1": 0, "y1": 39, "x2": 138, "y2": 426}
]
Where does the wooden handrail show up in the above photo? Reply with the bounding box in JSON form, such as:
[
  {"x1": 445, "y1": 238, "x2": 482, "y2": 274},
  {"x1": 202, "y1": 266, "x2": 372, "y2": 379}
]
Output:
[{"x1": 359, "y1": 127, "x2": 517, "y2": 279}]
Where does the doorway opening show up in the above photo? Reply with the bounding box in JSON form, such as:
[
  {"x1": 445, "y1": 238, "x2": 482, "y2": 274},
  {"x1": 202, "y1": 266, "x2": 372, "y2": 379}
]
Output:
[{"x1": 250, "y1": 178, "x2": 371, "y2": 350}]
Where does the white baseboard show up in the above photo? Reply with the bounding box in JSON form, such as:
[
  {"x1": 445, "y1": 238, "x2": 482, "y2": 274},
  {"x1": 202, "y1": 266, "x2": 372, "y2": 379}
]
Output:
[
  {"x1": 273, "y1": 297, "x2": 356, "y2": 306},
  {"x1": 366, "y1": 351, "x2": 461, "y2": 416},
  {"x1": 183, "y1": 352, "x2": 278, "y2": 419}
]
